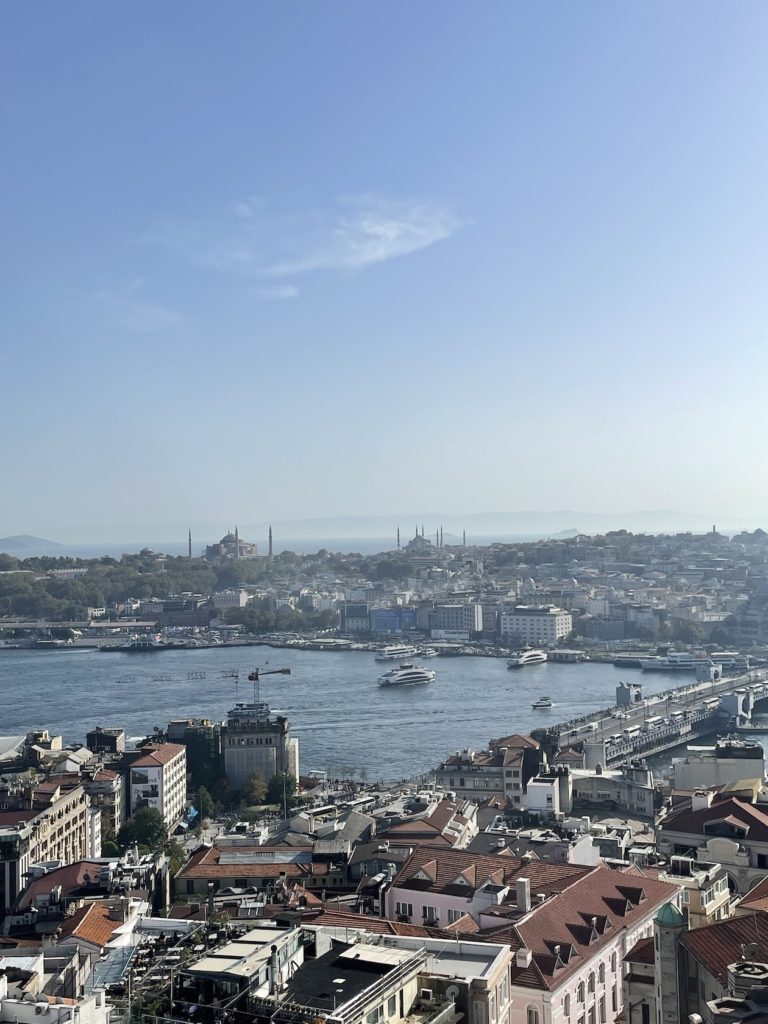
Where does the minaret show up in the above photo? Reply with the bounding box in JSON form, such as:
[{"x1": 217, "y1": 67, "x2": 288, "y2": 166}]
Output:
[
  {"x1": 435, "y1": 529, "x2": 439, "y2": 547},
  {"x1": 654, "y1": 902, "x2": 685, "y2": 1024},
  {"x1": 268, "y1": 525, "x2": 273, "y2": 559},
  {"x1": 440, "y1": 526, "x2": 443, "y2": 548},
  {"x1": 421, "y1": 523, "x2": 425, "y2": 537},
  {"x1": 234, "y1": 525, "x2": 240, "y2": 560},
  {"x1": 188, "y1": 529, "x2": 192, "y2": 560},
  {"x1": 397, "y1": 527, "x2": 400, "y2": 550},
  {"x1": 462, "y1": 529, "x2": 466, "y2": 546}
]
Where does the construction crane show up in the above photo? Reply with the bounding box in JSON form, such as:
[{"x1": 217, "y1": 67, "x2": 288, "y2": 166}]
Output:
[{"x1": 247, "y1": 665, "x2": 291, "y2": 705}]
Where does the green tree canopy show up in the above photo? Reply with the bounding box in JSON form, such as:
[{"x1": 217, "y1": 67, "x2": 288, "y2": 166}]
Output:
[
  {"x1": 267, "y1": 773, "x2": 297, "y2": 809},
  {"x1": 118, "y1": 808, "x2": 168, "y2": 852},
  {"x1": 244, "y1": 771, "x2": 268, "y2": 805}
]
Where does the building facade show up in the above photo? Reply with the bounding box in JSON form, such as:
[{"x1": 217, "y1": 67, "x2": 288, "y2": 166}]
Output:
[
  {"x1": 129, "y1": 743, "x2": 187, "y2": 828},
  {"x1": 222, "y1": 703, "x2": 300, "y2": 791},
  {"x1": 499, "y1": 605, "x2": 573, "y2": 646}
]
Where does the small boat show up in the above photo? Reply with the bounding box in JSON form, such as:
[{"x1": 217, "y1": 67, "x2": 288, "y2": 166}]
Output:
[
  {"x1": 508, "y1": 649, "x2": 548, "y2": 669},
  {"x1": 532, "y1": 696, "x2": 552, "y2": 710},
  {"x1": 378, "y1": 662, "x2": 436, "y2": 687},
  {"x1": 375, "y1": 645, "x2": 418, "y2": 662},
  {"x1": 419, "y1": 649, "x2": 439, "y2": 658}
]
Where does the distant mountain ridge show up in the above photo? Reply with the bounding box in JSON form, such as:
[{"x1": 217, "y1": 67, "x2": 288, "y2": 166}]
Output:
[{"x1": 0, "y1": 535, "x2": 63, "y2": 554}]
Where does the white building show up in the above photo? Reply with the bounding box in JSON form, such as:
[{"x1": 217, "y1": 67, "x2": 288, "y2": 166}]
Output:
[
  {"x1": 212, "y1": 589, "x2": 249, "y2": 609},
  {"x1": 129, "y1": 743, "x2": 187, "y2": 828},
  {"x1": 500, "y1": 605, "x2": 572, "y2": 646},
  {"x1": 429, "y1": 603, "x2": 483, "y2": 637}
]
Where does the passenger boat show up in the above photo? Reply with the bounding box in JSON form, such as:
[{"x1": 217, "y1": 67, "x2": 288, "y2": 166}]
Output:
[
  {"x1": 531, "y1": 696, "x2": 552, "y2": 709},
  {"x1": 419, "y1": 649, "x2": 439, "y2": 658},
  {"x1": 507, "y1": 649, "x2": 548, "y2": 669},
  {"x1": 377, "y1": 662, "x2": 436, "y2": 687},
  {"x1": 101, "y1": 635, "x2": 170, "y2": 653},
  {"x1": 374, "y1": 645, "x2": 418, "y2": 662},
  {"x1": 640, "y1": 652, "x2": 713, "y2": 672}
]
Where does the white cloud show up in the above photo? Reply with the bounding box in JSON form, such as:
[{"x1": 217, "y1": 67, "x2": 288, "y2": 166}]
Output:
[{"x1": 146, "y1": 195, "x2": 465, "y2": 285}]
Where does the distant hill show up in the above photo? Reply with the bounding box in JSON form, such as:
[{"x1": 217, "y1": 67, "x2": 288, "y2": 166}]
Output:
[{"x1": 0, "y1": 535, "x2": 63, "y2": 555}]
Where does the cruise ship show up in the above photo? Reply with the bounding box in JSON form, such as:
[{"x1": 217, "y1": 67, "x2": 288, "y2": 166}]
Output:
[
  {"x1": 507, "y1": 649, "x2": 548, "y2": 669},
  {"x1": 377, "y1": 662, "x2": 436, "y2": 687},
  {"x1": 374, "y1": 645, "x2": 418, "y2": 662}
]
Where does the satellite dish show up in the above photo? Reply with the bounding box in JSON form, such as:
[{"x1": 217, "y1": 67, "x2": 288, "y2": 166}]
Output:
[{"x1": 446, "y1": 986, "x2": 460, "y2": 1000}]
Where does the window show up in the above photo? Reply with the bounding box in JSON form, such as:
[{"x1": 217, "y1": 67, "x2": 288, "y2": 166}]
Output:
[
  {"x1": 641, "y1": 1006, "x2": 650, "y2": 1024},
  {"x1": 577, "y1": 982, "x2": 585, "y2": 1003},
  {"x1": 526, "y1": 1009, "x2": 539, "y2": 1024},
  {"x1": 395, "y1": 901, "x2": 412, "y2": 918},
  {"x1": 563, "y1": 995, "x2": 570, "y2": 1016},
  {"x1": 366, "y1": 1008, "x2": 383, "y2": 1024},
  {"x1": 588, "y1": 1009, "x2": 595, "y2": 1024},
  {"x1": 598, "y1": 964, "x2": 605, "y2": 984},
  {"x1": 588, "y1": 972, "x2": 595, "y2": 993},
  {"x1": 599, "y1": 996, "x2": 606, "y2": 1023},
  {"x1": 610, "y1": 952, "x2": 616, "y2": 973},
  {"x1": 388, "y1": 997, "x2": 396, "y2": 1017},
  {"x1": 612, "y1": 985, "x2": 617, "y2": 1012}
]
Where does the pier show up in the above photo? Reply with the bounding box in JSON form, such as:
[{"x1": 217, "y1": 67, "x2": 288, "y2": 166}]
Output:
[{"x1": 532, "y1": 669, "x2": 768, "y2": 765}]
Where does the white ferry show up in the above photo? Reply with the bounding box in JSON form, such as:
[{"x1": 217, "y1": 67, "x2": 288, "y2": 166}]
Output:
[
  {"x1": 377, "y1": 662, "x2": 436, "y2": 687},
  {"x1": 710, "y1": 651, "x2": 751, "y2": 674},
  {"x1": 507, "y1": 649, "x2": 548, "y2": 669},
  {"x1": 375, "y1": 645, "x2": 418, "y2": 662},
  {"x1": 640, "y1": 652, "x2": 712, "y2": 672}
]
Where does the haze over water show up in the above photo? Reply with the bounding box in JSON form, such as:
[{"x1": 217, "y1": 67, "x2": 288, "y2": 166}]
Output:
[{"x1": 0, "y1": 648, "x2": 713, "y2": 781}]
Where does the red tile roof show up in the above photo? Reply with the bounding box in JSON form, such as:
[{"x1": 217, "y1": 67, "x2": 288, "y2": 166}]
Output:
[
  {"x1": 132, "y1": 743, "x2": 186, "y2": 768},
  {"x1": 17, "y1": 861, "x2": 107, "y2": 910},
  {"x1": 682, "y1": 912, "x2": 768, "y2": 983},
  {"x1": 176, "y1": 846, "x2": 311, "y2": 881},
  {"x1": 490, "y1": 734, "x2": 539, "y2": 750},
  {"x1": 739, "y1": 876, "x2": 768, "y2": 913},
  {"x1": 392, "y1": 844, "x2": 590, "y2": 900},
  {"x1": 625, "y1": 936, "x2": 655, "y2": 965},
  {"x1": 478, "y1": 864, "x2": 679, "y2": 991},
  {"x1": 659, "y1": 798, "x2": 768, "y2": 842},
  {"x1": 57, "y1": 902, "x2": 122, "y2": 949}
]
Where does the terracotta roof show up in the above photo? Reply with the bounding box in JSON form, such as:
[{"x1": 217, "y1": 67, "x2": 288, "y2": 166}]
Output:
[
  {"x1": 57, "y1": 902, "x2": 122, "y2": 948},
  {"x1": 176, "y1": 846, "x2": 311, "y2": 881},
  {"x1": 93, "y1": 769, "x2": 119, "y2": 782},
  {"x1": 392, "y1": 843, "x2": 590, "y2": 900},
  {"x1": 490, "y1": 734, "x2": 539, "y2": 750},
  {"x1": 625, "y1": 936, "x2": 655, "y2": 965},
  {"x1": 17, "y1": 861, "x2": 107, "y2": 910},
  {"x1": 0, "y1": 810, "x2": 37, "y2": 826},
  {"x1": 682, "y1": 912, "x2": 768, "y2": 982},
  {"x1": 132, "y1": 743, "x2": 186, "y2": 768},
  {"x1": 480, "y1": 864, "x2": 679, "y2": 991},
  {"x1": 659, "y1": 798, "x2": 768, "y2": 842},
  {"x1": 739, "y1": 876, "x2": 768, "y2": 913}
]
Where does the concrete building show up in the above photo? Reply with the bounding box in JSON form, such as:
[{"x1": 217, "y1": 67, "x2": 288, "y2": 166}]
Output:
[
  {"x1": 84, "y1": 727, "x2": 125, "y2": 755},
  {"x1": 222, "y1": 703, "x2": 299, "y2": 791},
  {"x1": 499, "y1": 605, "x2": 573, "y2": 646},
  {"x1": 0, "y1": 777, "x2": 90, "y2": 912},
  {"x1": 429, "y1": 603, "x2": 483, "y2": 639},
  {"x1": 128, "y1": 742, "x2": 187, "y2": 828},
  {"x1": 81, "y1": 767, "x2": 123, "y2": 834},
  {"x1": 570, "y1": 763, "x2": 656, "y2": 819},
  {"x1": 212, "y1": 589, "x2": 249, "y2": 609},
  {"x1": 176, "y1": 845, "x2": 314, "y2": 896},
  {"x1": 656, "y1": 855, "x2": 731, "y2": 928},
  {"x1": 672, "y1": 736, "x2": 765, "y2": 791}
]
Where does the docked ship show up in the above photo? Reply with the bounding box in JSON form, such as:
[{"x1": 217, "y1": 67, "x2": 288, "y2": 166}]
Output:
[
  {"x1": 377, "y1": 662, "x2": 436, "y2": 687},
  {"x1": 101, "y1": 635, "x2": 170, "y2": 653},
  {"x1": 640, "y1": 652, "x2": 713, "y2": 672},
  {"x1": 507, "y1": 649, "x2": 548, "y2": 669},
  {"x1": 710, "y1": 651, "x2": 751, "y2": 674},
  {"x1": 375, "y1": 645, "x2": 418, "y2": 662}
]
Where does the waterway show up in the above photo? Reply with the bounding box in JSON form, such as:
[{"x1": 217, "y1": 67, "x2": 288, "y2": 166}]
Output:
[{"x1": 4, "y1": 647, "x2": 736, "y2": 781}]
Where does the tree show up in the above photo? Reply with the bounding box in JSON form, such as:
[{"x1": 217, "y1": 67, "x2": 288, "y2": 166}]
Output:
[
  {"x1": 118, "y1": 808, "x2": 168, "y2": 852},
  {"x1": 267, "y1": 773, "x2": 296, "y2": 811},
  {"x1": 244, "y1": 771, "x2": 267, "y2": 805},
  {"x1": 196, "y1": 786, "x2": 215, "y2": 819}
]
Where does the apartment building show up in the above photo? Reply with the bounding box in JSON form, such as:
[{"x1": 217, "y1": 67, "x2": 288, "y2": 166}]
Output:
[
  {"x1": 222, "y1": 703, "x2": 299, "y2": 790},
  {"x1": 129, "y1": 742, "x2": 187, "y2": 828}
]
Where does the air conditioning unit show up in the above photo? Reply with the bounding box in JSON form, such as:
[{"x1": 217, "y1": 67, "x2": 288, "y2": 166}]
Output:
[{"x1": 419, "y1": 989, "x2": 434, "y2": 1002}]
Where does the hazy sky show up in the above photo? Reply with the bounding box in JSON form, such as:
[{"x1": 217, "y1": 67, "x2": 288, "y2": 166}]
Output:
[{"x1": 3, "y1": 3, "x2": 768, "y2": 541}]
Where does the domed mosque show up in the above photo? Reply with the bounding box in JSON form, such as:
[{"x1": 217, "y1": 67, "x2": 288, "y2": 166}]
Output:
[{"x1": 205, "y1": 526, "x2": 258, "y2": 562}]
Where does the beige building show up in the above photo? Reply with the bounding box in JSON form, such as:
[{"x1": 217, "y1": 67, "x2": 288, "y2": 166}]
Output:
[
  {"x1": 499, "y1": 604, "x2": 573, "y2": 646},
  {"x1": 0, "y1": 776, "x2": 90, "y2": 912}
]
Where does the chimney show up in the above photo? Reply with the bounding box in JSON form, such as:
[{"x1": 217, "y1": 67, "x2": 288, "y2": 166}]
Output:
[
  {"x1": 516, "y1": 877, "x2": 532, "y2": 913},
  {"x1": 516, "y1": 948, "x2": 532, "y2": 968},
  {"x1": 692, "y1": 790, "x2": 714, "y2": 812}
]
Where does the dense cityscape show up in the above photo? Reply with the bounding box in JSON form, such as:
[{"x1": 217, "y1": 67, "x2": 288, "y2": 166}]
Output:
[{"x1": 3, "y1": 527, "x2": 768, "y2": 1024}]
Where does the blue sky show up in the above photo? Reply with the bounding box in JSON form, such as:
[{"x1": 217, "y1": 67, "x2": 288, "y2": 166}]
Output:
[{"x1": 3, "y1": 3, "x2": 768, "y2": 541}]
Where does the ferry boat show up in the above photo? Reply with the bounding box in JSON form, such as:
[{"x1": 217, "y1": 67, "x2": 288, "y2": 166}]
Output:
[
  {"x1": 640, "y1": 652, "x2": 712, "y2": 672},
  {"x1": 375, "y1": 645, "x2": 418, "y2": 662},
  {"x1": 377, "y1": 662, "x2": 436, "y2": 687},
  {"x1": 419, "y1": 649, "x2": 439, "y2": 658},
  {"x1": 507, "y1": 650, "x2": 548, "y2": 669},
  {"x1": 709, "y1": 651, "x2": 751, "y2": 674},
  {"x1": 101, "y1": 635, "x2": 169, "y2": 653},
  {"x1": 531, "y1": 696, "x2": 552, "y2": 709}
]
